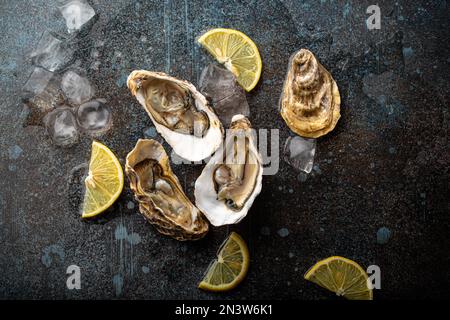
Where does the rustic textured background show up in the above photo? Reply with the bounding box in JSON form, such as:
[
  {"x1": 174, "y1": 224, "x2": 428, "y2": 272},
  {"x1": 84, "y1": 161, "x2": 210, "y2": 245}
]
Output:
[{"x1": 0, "y1": 0, "x2": 449, "y2": 299}]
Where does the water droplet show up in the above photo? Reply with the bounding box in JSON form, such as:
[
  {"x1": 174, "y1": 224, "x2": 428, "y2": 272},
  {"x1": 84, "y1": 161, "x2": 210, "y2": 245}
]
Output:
[
  {"x1": 377, "y1": 227, "x2": 391, "y2": 244},
  {"x1": 127, "y1": 233, "x2": 141, "y2": 245},
  {"x1": 143, "y1": 127, "x2": 157, "y2": 138},
  {"x1": 402, "y1": 47, "x2": 414, "y2": 59},
  {"x1": 114, "y1": 224, "x2": 127, "y2": 240},
  {"x1": 297, "y1": 172, "x2": 308, "y2": 182},
  {"x1": 277, "y1": 228, "x2": 289, "y2": 238},
  {"x1": 8, "y1": 145, "x2": 23, "y2": 160},
  {"x1": 112, "y1": 274, "x2": 123, "y2": 296},
  {"x1": 41, "y1": 244, "x2": 65, "y2": 268}
]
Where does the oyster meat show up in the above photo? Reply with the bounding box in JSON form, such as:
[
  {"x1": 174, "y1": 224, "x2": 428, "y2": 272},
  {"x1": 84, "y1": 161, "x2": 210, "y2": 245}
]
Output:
[
  {"x1": 127, "y1": 70, "x2": 223, "y2": 161},
  {"x1": 280, "y1": 49, "x2": 341, "y2": 138},
  {"x1": 194, "y1": 115, "x2": 263, "y2": 226},
  {"x1": 125, "y1": 139, "x2": 209, "y2": 240}
]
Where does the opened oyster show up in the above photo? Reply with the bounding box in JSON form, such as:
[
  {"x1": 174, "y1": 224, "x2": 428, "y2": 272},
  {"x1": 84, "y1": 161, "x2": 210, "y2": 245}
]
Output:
[
  {"x1": 127, "y1": 70, "x2": 223, "y2": 161},
  {"x1": 194, "y1": 115, "x2": 263, "y2": 226},
  {"x1": 280, "y1": 49, "x2": 341, "y2": 138},
  {"x1": 125, "y1": 139, "x2": 209, "y2": 240}
]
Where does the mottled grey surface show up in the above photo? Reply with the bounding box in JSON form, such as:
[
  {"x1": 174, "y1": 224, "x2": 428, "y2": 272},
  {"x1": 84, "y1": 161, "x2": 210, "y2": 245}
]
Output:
[{"x1": 0, "y1": 0, "x2": 449, "y2": 299}]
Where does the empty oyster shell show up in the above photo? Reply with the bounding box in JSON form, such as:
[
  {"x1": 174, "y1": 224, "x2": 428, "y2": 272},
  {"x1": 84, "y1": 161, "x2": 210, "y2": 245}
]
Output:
[
  {"x1": 280, "y1": 49, "x2": 341, "y2": 138},
  {"x1": 127, "y1": 70, "x2": 223, "y2": 161},
  {"x1": 125, "y1": 139, "x2": 209, "y2": 240},
  {"x1": 194, "y1": 115, "x2": 263, "y2": 226}
]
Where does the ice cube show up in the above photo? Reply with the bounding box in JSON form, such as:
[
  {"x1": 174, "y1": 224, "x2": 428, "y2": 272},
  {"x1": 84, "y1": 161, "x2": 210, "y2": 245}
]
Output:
[
  {"x1": 76, "y1": 99, "x2": 112, "y2": 133},
  {"x1": 61, "y1": 70, "x2": 95, "y2": 105},
  {"x1": 23, "y1": 67, "x2": 54, "y2": 95},
  {"x1": 59, "y1": 0, "x2": 96, "y2": 34},
  {"x1": 23, "y1": 76, "x2": 66, "y2": 127},
  {"x1": 214, "y1": 93, "x2": 249, "y2": 125},
  {"x1": 199, "y1": 64, "x2": 236, "y2": 101},
  {"x1": 30, "y1": 31, "x2": 74, "y2": 72},
  {"x1": 44, "y1": 107, "x2": 79, "y2": 147},
  {"x1": 283, "y1": 136, "x2": 316, "y2": 173},
  {"x1": 199, "y1": 63, "x2": 250, "y2": 125}
]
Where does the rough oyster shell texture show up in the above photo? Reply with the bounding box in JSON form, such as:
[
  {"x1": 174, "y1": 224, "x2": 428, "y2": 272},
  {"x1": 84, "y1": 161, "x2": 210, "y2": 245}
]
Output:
[
  {"x1": 125, "y1": 139, "x2": 209, "y2": 241},
  {"x1": 280, "y1": 49, "x2": 341, "y2": 138},
  {"x1": 127, "y1": 70, "x2": 223, "y2": 162},
  {"x1": 195, "y1": 115, "x2": 263, "y2": 226}
]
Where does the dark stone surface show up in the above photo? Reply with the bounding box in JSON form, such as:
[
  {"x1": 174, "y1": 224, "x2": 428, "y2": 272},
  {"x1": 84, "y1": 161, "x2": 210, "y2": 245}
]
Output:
[{"x1": 0, "y1": 0, "x2": 449, "y2": 299}]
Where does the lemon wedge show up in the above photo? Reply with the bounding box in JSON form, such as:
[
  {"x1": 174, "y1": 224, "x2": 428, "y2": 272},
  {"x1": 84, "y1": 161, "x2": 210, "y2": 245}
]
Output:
[
  {"x1": 304, "y1": 256, "x2": 373, "y2": 300},
  {"x1": 198, "y1": 232, "x2": 250, "y2": 292},
  {"x1": 198, "y1": 28, "x2": 262, "y2": 92},
  {"x1": 81, "y1": 141, "x2": 124, "y2": 218}
]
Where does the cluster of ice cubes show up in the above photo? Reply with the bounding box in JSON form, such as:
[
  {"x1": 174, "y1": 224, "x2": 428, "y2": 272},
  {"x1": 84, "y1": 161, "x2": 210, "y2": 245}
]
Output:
[
  {"x1": 43, "y1": 96, "x2": 112, "y2": 147},
  {"x1": 283, "y1": 136, "x2": 316, "y2": 174},
  {"x1": 22, "y1": 1, "x2": 112, "y2": 147},
  {"x1": 24, "y1": 64, "x2": 112, "y2": 148},
  {"x1": 199, "y1": 63, "x2": 250, "y2": 125},
  {"x1": 41, "y1": 70, "x2": 111, "y2": 147}
]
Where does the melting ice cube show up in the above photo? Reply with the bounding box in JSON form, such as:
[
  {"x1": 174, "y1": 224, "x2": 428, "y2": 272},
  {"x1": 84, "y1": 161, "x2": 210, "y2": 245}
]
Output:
[
  {"x1": 199, "y1": 63, "x2": 250, "y2": 125},
  {"x1": 61, "y1": 70, "x2": 95, "y2": 106},
  {"x1": 59, "y1": 0, "x2": 96, "y2": 34},
  {"x1": 76, "y1": 99, "x2": 112, "y2": 133},
  {"x1": 44, "y1": 107, "x2": 79, "y2": 147},
  {"x1": 283, "y1": 136, "x2": 316, "y2": 174},
  {"x1": 30, "y1": 31, "x2": 74, "y2": 72},
  {"x1": 23, "y1": 67, "x2": 54, "y2": 95}
]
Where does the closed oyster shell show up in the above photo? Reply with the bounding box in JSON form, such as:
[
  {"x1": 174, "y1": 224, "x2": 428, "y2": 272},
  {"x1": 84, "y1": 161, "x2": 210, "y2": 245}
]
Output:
[
  {"x1": 127, "y1": 70, "x2": 223, "y2": 162},
  {"x1": 194, "y1": 115, "x2": 263, "y2": 226},
  {"x1": 125, "y1": 139, "x2": 208, "y2": 241},
  {"x1": 280, "y1": 49, "x2": 341, "y2": 138}
]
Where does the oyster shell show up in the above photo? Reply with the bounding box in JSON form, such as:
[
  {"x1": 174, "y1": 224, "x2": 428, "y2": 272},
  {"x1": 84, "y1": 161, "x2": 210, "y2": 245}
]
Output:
[
  {"x1": 127, "y1": 70, "x2": 223, "y2": 161},
  {"x1": 280, "y1": 49, "x2": 341, "y2": 138},
  {"x1": 194, "y1": 115, "x2": 263, "y2": 226},
  {"x1": 125, "y1": 139, "x2": 209, "y2": 240}
]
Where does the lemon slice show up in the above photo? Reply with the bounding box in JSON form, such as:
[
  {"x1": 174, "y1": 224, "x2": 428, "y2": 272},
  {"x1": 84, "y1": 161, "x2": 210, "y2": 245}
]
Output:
[
  {"x1": 304, "y1": 256, "x2": 373, "y2": 300},
  {"x1": 81, "y1": 141, "x2": 124, "y2": 218},
  {"x1": 198, "y1": 28, "x2": 262, "y2": 92},
  {"x1": 198, "y1": 232, "x2": 250, "y2": 292}
]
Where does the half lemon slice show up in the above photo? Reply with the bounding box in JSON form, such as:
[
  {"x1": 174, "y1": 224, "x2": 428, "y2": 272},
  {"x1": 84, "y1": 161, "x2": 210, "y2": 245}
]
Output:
[
  {"x1": 198, "y1": 28, "x2": 262, "y2": 92},
  {"x1": 198, "y1": 232, "x2": 250, "y2": 292},
  {"x1": 304, "y1": 256, "x2": 373, "y2": 300},
  {"x1": 81, "y1": 141, "x2": 124, "y2": 218}
]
